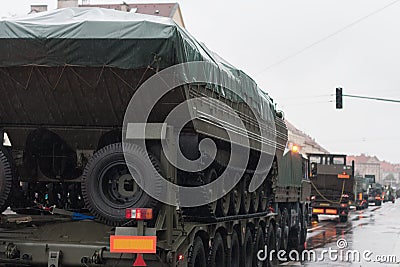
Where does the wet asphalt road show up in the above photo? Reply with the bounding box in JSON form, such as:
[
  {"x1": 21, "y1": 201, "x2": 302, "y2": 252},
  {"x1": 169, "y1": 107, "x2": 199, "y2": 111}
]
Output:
[{"x1": 285, "y1": 200, "x2": 400, "y2": 266}]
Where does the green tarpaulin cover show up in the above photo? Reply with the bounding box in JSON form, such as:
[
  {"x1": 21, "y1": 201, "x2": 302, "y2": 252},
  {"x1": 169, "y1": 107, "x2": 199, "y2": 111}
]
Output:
[{"x1": 0, "y1": 8, "x2": 274, "y2": 119}]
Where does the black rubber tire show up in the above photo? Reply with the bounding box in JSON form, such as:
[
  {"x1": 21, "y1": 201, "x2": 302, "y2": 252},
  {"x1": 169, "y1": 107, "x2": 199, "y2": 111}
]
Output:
[
  {"x1": 339, "y1": 215, "x2": 348, "y2": 223},
  {"x1": 265, "y1": 222, "x2": 278, "y2": 267},
  {"x1": 229, "y1": 230, "x2": 241, "y2": 267},
  {"x1": 253, "y1": 226, "x2": 265, "y2": 267},
  {"x1": 299, "y1": 207, "x2": 307, "y2": 252},
  {"x1": 209, "y1": 233, "x2": 227, "y2": 267},
  {"x1": 280, "y1": 208, "x2": 289, "y2": 251},
  {"x1": 0, "y1": 148, "x2": 13, "y2": 213},
  {"x1": 188, "y1": 236, "x2": 207, "y2": 267},
  {"x1": 242, "y1": 227, "x2": 253, "y2": 267},
  {"x1": 311, "y1": 214, "x2": 319, "y2": 222},
  {"x1": 82, "y1": 143, "x2": 161, "y2": 226},
  {"x1": 288, "y1": 213, "x2": 301, "y2": 251}
]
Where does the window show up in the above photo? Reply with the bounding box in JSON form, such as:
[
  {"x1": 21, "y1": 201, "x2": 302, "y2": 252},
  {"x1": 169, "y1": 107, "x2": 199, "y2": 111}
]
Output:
[
  {"x1": 332, "y1": 156, "x2": 345, "y2": 165},
  {"x1": 310, "y1": 156, "x2": 321, "y2": 164}
]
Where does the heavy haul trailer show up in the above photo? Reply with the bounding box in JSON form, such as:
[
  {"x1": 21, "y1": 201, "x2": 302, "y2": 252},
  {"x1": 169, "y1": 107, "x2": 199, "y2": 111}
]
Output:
[
  {"x1": 0, "y1": 137, "x2": 309, "y2": 267},
  {"x1": 308, "y1": 154, "x2": 354, "y2": 223},
  {"x1": 0, "y1": 8, "x2": 310, "y2": 267}
]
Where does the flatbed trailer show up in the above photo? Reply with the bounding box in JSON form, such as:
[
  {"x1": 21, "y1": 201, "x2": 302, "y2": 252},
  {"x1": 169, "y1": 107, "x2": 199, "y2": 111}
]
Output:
[
  {"x1": 0, "y1": 133, "x2": 310, "y2": 267},
  {"x1": 0, "y1": 212, "x2": 275, "y2": 267}
]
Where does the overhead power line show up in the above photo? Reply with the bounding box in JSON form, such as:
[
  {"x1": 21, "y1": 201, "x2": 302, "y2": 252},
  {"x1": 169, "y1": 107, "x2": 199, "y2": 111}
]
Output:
[{"x1": 256, "y1": 0, "x2": 400, "y2": 75}]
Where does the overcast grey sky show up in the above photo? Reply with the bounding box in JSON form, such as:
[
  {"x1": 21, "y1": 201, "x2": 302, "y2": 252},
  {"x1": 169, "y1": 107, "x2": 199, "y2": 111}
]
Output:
[{"x1": 2, "y1": 0, "x2": 400, "y2": 163}]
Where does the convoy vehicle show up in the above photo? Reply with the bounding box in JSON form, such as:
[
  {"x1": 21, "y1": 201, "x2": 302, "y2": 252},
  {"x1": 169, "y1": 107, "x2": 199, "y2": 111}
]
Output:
[
  {"x1": 367, "y1": 179, "x2": 383, "y2": 206},
  {"x1": 354, "y1": 175, "x2": 369, "y2": 210},
  {"x1": 364, "y1": 174, "x2": 382, "y2": 206},
  {"x1": 383, "y1": 185, "x2": 396, "y2": 203},
  {"x1": 0, "y1": 8, "x2": 310, "y2": 267},
  {"x1": 308, "y1": 154, "x2": 355, "y2": 223}
]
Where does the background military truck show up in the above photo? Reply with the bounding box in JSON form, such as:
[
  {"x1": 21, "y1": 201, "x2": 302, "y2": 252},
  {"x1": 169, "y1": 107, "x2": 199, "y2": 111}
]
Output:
[
  {"x1": 354, "y1": 175, "x2": 369, "y2": 210},
  {"x1": 383, "y1": 185, "x2": 396, "y2": 203},
  {"x1": 0, "y1": 8, "x2": 310, "y2": 267},
  {"x1": 308, "y1": 154, "x2": 355, "y2": 223},
  {"x1": 365, "y1": 175, "x2": 383, "y2": 206}
]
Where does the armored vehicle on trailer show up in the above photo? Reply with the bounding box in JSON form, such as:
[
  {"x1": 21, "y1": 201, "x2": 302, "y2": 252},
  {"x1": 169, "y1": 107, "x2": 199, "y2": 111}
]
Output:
[{"x1": 0, "y1": 8, "x2": 310, "y2": 266}]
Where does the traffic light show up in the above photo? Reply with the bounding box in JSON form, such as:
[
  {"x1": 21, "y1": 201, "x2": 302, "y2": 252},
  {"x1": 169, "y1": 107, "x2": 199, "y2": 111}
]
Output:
[{"x1": 336, "y1": 87, "x2": 343, "y2": 109}]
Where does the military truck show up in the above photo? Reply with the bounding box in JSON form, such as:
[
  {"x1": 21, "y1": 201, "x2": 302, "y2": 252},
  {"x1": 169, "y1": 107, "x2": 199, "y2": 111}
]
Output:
[
  {"x1": 354, "y1": 175, "x2": 369, "y2": 210},
  {"x1": 383, "y1": 185, "x2": 396, "y2": 203},
  {"x1": 308, "y1": 154, "x2": 355, "y2": 223},
  {"x1": 365, "y1": 175, "x2": 383, "y2": 206},
  {"x1": 0, "y1": 8, "x2": 310, "y2": 267}
]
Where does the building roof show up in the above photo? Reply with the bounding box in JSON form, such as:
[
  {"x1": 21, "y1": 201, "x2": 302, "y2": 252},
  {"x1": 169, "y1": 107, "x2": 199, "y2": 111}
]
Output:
[
  {"x1": 286, "y1": 120, "x2": 329, "y2": 154},
  {"x1": 80, "y1": 3, "x2": 175, "y2": 17},
  {"x1": 79, "y1": 3, "x2": 184, "y2": 27},
  {"x1": 348, "y1": 154, "x2": 400, "y2": 173}
]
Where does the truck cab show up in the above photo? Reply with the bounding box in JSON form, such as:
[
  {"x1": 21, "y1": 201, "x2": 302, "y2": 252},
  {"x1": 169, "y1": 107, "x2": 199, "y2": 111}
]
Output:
[{"x1": 308, "y1": 154, "x2": 355, "y2": 223}]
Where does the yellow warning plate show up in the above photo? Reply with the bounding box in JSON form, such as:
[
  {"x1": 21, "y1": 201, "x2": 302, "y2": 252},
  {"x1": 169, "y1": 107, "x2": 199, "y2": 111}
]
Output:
[{"x1": 110, "y1": 236, "x2": 156, "y2": 253}]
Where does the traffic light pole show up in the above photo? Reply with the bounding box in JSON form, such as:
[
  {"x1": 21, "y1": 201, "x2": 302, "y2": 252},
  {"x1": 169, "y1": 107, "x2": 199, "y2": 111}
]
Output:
[
  {"x1": 335, "y1": 88, "x2": 400, "y2": 109},
  {"x1": 343, "y1": 94, "x2": 400, "y2": 103}
]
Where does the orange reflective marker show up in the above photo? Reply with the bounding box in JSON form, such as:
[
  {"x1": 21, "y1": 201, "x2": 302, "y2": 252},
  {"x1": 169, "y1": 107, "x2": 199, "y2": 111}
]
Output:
[{"x1": 110, "y1": 236, "x2": 157, "y2": 254}]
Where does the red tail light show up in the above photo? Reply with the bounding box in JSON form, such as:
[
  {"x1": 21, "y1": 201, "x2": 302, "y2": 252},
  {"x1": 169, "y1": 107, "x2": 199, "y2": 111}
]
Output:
[{"x1": 126, "y1": 208, "x2": 153, "y2": 220}]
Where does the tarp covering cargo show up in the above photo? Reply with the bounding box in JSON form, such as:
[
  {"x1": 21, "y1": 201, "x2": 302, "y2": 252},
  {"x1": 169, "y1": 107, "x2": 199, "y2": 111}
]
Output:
[{"x1": 0, "y1": 8, "x2": 274, "y2": 128}]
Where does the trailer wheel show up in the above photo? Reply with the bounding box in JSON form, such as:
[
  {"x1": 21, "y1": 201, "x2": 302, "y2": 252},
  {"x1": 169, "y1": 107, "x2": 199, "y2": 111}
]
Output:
[
  {"x1": 188, "y1": 236, "x2": 207, "y2": 267},
  {"x1": 280, "y1": 208, "x2": 289, "y2": 251},
  {"x1": 242, "y1": 227, "x2": 253, "y2": 267},
  {"x1": 265, "y1": 222, "x2": 278, "y2": 267},
  {"x1": 229, "y1": 230, "x2": 240, "y2": 267},
  {"x1": 299, "y1": 208, "x2": 307, "y2": 251},
  {"x1": 208, "y1": 233, "x2": 227, "y2": 267},
  {"x1": 0, "y1": 148, "x2": 13, "y2": 213},
  {"x1": 253, "y1": 226, "x2": 265, "y2": 267},
  {"x1": 82, "y1": 143, "x2": 161, "y2": 226},
  {"x1": 339, "y1": 215, "x2": 348, "y2": 223},
  {"x1": 311, "y1": 214, "x2": 318, "y2": 222},
  {"x1": 288, "y1": 216, "x2": 301, "y2": 251}
]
